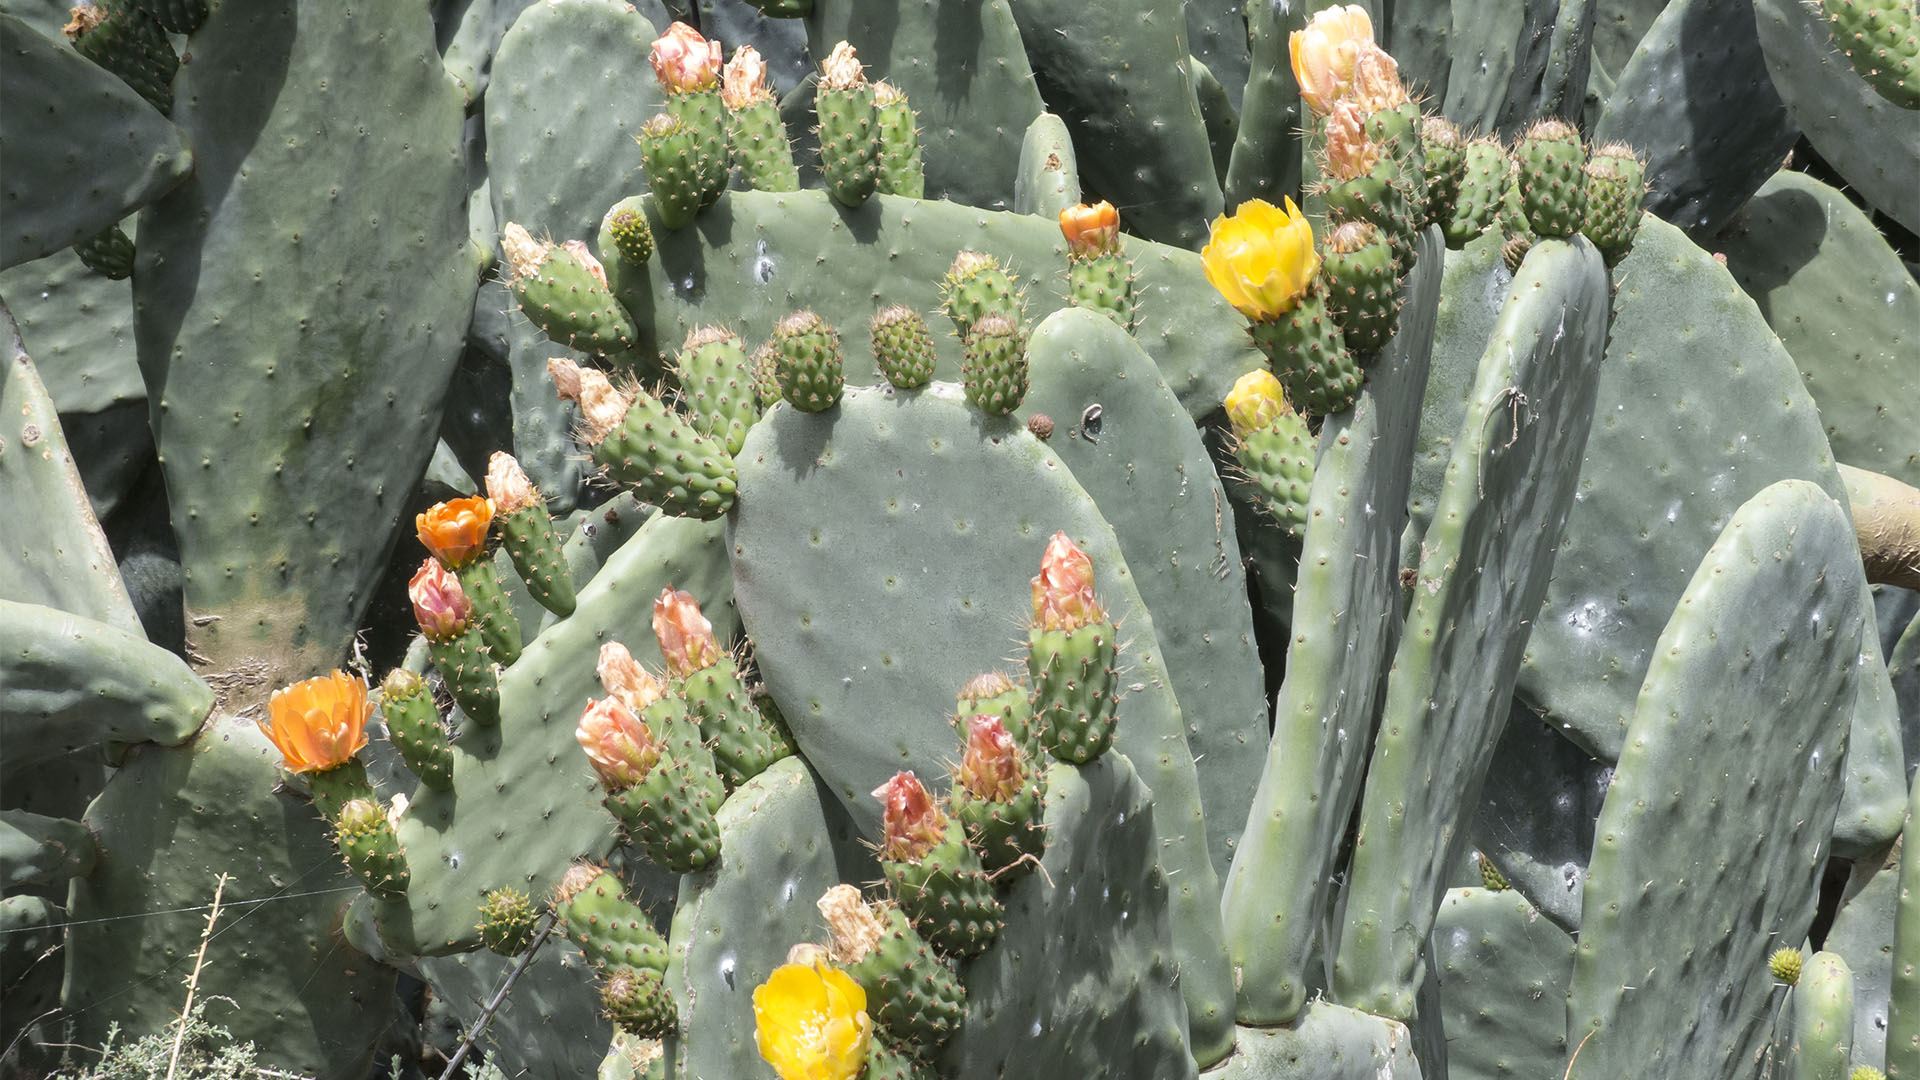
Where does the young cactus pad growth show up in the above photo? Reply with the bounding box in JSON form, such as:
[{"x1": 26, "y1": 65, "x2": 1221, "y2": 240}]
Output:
[
  {"x1": 873, "y1": 771, "x2": 1005, "y2": 957},
  {"x1": 771, "y1": 310, "x2": 846, "y2": 412},
  {"x1": 960, "y1": 314, "x2": 1029, "y2": 416},
  {"x1": 753, "y1": 961, "x2": 873, "y2": 1080},
  {"x1": 485, "y1": 451, "x2": 576, "y2": 617},
  {"x1": 818, "y1": 884, "x2": 967, "y2": 1052},
  {"x1": 500, "y1": 222, "x2": 637, "y2": 355},
  {"x1": 723, "y1": 47, "x2": 802, "y2": 192},
  {"x1": 815, "y1": 42, "x2": 878, "y2": 207},
  {"x1": 1202, "y1": 197, "x2": 1363, "y2": 416},
  {"x1": 1027, "y1": 532, "x2": 1121, "y2": 764},
  {"x1": 650, "y1": 23, "x2": 729, "y2": 209},
  {"x1": 408, "y1": 559, "x2": 500, "y2": 726},
  {"x1": 870, "y1": 304, "x2": 938, "y2": 389},
  {"x1": 1059, "y1": 201, "x2": 1136, "y2": 330},
  {"x1": 871, "y1": 81, "x2": 925, "y2": 199},
  {"x1": 1224, "y1": 369, "x2": 1317, "y2": 537},
  {"x1": 418, "y1": 495, "x2": 521, "y2": 665},
  {"x1": 377, "y1": 668, "x2": 452, "y2": 790}
]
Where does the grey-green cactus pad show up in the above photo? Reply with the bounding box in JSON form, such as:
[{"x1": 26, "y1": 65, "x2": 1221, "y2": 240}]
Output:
[
  {"x1": 726, "y1": 382, "x2": 1234, "y2": 1059},
  {"x1": 1405, "y1": 229, "x2": 1507, "y2": 559},
  {"x1": 1220, "y1": 227, "x2": 1443, "y2": 1027},
  {"x1": 1206, "y1": 1004, "x2": 1423, "y2": 1079},
  {"x1": 1823, "y1": 838, "x2": 1901, "y2": 1070},
  {"x1": 1013, "y1": 112, "x2": 1081, "y2": 220},
  {"x1": 0, "y1": 14, "x2": 192, "y2": 270},
  {"x1": 1334, "y1": 236, "x2": 1611, "y2": 1020},
  {"x1": 943, "y1": 754, "x2": 1197, "y2": 1079},
  {"x1": 601, "y1": 189, "x2": 1261, "y2": 421},
  {"x1": 63, "y1": 716, "x2": 395, "y2": 1078},
  {"x1": 1712, "y1": 169, "x2": 1920, "y2": 489},
  {"x1": 1432, "y1": 886, "x2": 1575, "y2": 1079},
  {"x1": 416, "y1": 939, "x2": 613, "y2": 1079},
  {"x1": 0, "y1": 809, "x2": 95, "y2": 888},
  {"x1": 664, "y1": 757, "x2": 873, "y2": 1079},
  {"x1": 1468, "y1": 700, "x2": 1609, "y2": 933},
  {"x1": 0, "y1": 242, "x2": 144, "y2": 416},
  {"x1": 1565, "y1": 479, "x2": 1867, "y2": 1080},
  {"x1": 375, "y1": 515, "x2": 737, "y2": 955},
  {"x1": 1015, "y1": 308, "x2": 1266, "y2": 878}
]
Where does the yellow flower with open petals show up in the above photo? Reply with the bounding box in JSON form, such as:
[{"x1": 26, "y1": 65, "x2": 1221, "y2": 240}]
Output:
[
  {"x1": 1201, "y1": 198, "x2": 1321, "y2": 322},
  {"x1": 1290, "y1": 5, "x2": 1378, "y2": 115},
  {"x1": 260, "y1": 670, "x2": 371, "y2": 774},
  {"x1": 753, "y1": 962, "x2": 872, "y2": 1080}
]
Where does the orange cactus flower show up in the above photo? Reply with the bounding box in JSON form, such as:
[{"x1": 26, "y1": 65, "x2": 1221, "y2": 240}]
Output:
[
  {"x1": 1030, "y1": 532, "x2": 1105, "y2": 633},
  {"x1": 1058, "y1": 201, "x2": 1121, "y2": 259},
  {"x1": 872, "y1": 771, "x2": 949, "y2": 862},
  {"x1": 260, "y1": 670, "x2": 372, "y2": 774},
  {"x1": 575, "y1": 696, "x2": 661, "y2": 790},
  {"x1": 650, "y1": 22, "x2": 721, "y2": 94},
  {"x1": 416, "y1": 496, "x2": 493, "y2": 569},
  {"x1": 409, "y1": 559, "x2": 473, "y2": 641},
  {"x1": 1290, "y1": 5, "x2": 1378, "y2": 116},
  {"x1": 957, "y1": 715, "x2": 1025, "y2": 802},
  {"x1": 652, "y1": 587, "x2": 722, "y2": 678},
  {"x1": 752, "y1": 962, "x2": 872, "y2": 1080},
  {"x1": 1201, "y1": 197, "x2": 1321, "y2": 322}
]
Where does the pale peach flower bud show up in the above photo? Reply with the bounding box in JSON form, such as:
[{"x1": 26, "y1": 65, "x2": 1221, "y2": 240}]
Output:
[
  {"x1": 1030, "y1": 532, "x2": 1104, "y2": 632},
  {"x1": 957, "y1": 715, "x2": 1025, "y2": 802},
  {"x1": 575, "y1": 696, "x2": 660, "y2": 790},
  {"x1": 872, "y1": 771, "x2": 949, "y2": 861},
  {"x1": 820, "y1": 41, "x2": 866, "y2": 92},
  {"x1": 1324, "y1": 101, "x2": 1379, "y2": 180},
  {"x1": 650, "y1": 22, "x2": 722, "y2": 94},
  {"x1": 484, "y1": 452, "x2": 541, "y2": 515},
  {"x1": 501, "y1": 222, "x2": 550, "y2": 281},
  {"x1": 652, "y1": 587, "x2": 722, "y2": 678},
  {"x1": 598, "y1": 641, "x2": 666, "y2": 713},
  {"x1": 722, "y1": 46, "x2": 773, "y2": 111},
  {"x1": 409, "y1": 559, "x2": 472, "y2": 642}
]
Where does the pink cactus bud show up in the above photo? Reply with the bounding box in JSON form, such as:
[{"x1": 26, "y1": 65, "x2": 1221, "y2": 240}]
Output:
[
  {"x1": 957, "y1": 715, "x2": 1025, "y2": 802},
  {"x1": 1324, "y1": 102, "x2": 1379, "y2": 181},
  {"x1": 598, "y1": 641, "x2": 668, "y2": 713},
  {"x1": 872, "y1": 771, "x2": 949, "y2": 862},
  {"x1": 560, "y1": 240, "x2": 609, "y2": 289},
  {"x1": 652, "y1": 587, "x2": 722, "y2": 678},
  {"x1": 650, "y1": 22, "x2": 722, "y2": 94},
  {"x1": 409, "y1": 559, "x2": 472, "y2": 642},
  {"x1": 721, "y1": 46, "x2": 773, "y2": 111},
  {"x1": 1030, "y1": 532, "x2": 1104, "y2": 632},
  {"x1": 484, "y1": 452, "x2": 541, "y2": 515},
  {"x1": 575, "y1": 696, "x2": 660, "y2": 790}
]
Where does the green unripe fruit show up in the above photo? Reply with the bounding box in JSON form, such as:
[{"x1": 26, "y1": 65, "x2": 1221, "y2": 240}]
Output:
[
  {"x1": 771, "y1": 310, "x2": 845, "y2": 413},
  {"x1": 332, "y1": 798, "x2": 408, "y2": 899},
  {"x1": 1066, "y1": 253, "x2": 1136, "y2": 332},
  {"x1": 881, "y1": 821, "x2": 1005, "y2": 959},
  {"x1": 1769, "y1": 946, "x2": 1804, "y2": 984},
  {"x1": 863, "y1": 1035, "x2": 927, "y2": 1080},
  {"x1": 820, "y1": 885, "x2": 967, "y2": 1052},
  {"x1": 961, "y1": 315, "x2": 1029, "y2": 416},
  {"x1": 637, "y1": 113, "x2": 706, "y2": 229},
  {"x1": 453, "y1": 558, "x2": 521, "y2": 666},
  {"x1": 502, "y1": 223, "x2": 638, "y2": 357},
  {"x1": 1226, "y1": 370, "x2": 1316, "y2": 538},
  {"x1": 1029, "y1": 622, "x2": 1121, "y2": 765},
  {"x1": 490, "y1": 451, "x2": 576, "y2": 618},
  {"x1": 1499, "y1": 175, "x2": 1538, "y2": 272},
  {"x1": 73, "y1": 225, "x2": 134, "y2": 280},
  {"x1": 673, "y1": 326, "x2": 760, "y2": 456},
  {"x1": 676, "y1": 653, "x2": 793, "y2": 790},
  {"x1": 955, "y1": 671, "x2": 1038, "y2": 761},
  {"x1": 1821, "y1": 0, "x2": 1920, "y2": 109},
  {"x1": 1446, "y1": 137, "x2": 1510, "y2": 248},
  {"x1": 552, "y1": 864, "x2": 671, "y2": 972},
  {"x1": 1247, "y1": 287, "x2": 1364, "y2": 418},
  {"x1": 1365, "y1": 101, "x2": 1427, "y2": 215},
  {"x1": 870, "y1": 304, "x2": 938, "y2": 390},
  {"x1": 941, "y1": 250, "x2": 1023, "y2": 338},
  {"x1": 591, "y1": 385, "x2": 739, "y2": 519},
  {"x1": 872, "y1": 81, "x2": 925, "y2": 199},
  {"x1": 815, "y1": 43, "x2": 878, "y2": 207},
  {"x1": 664, "y1": 87, "x2": 730, "y2": 210},
  {"x1": 476, "y1": 887, "x2": 539, "y2": 956},
  {"x1": 726, "y1": 97, "x2": 802, "y2": 192},
  {"x1": 378, "y1": 669, "x2": 452, "y2": 790},
  {"x1": 1580, "y1": 142, "x2": 1648, "y2": 266},
  {"x1": 426, "y1": 624, "x2": 500, "y2": 726},
  {"x1": 1319, "y1": 220, "x2": 1401, "y2": 355},
  {"x1": 64, "y1": 3, "x2": 176, "y2": 114},
  {"x1": 602, "y1": 696, "x2": 726, "y2": 871},
  {"x1": 605, "y1": 207, "x2": 655, "y2": 267},
  {"x1": 305, "y1": 759, "x2": 374, "y2": 824},
  {"x1": 601, "y1": 965, "x2": 678, "y2": 1038},
  {"x1": 749, "y1": 340, "x2": 783, "y2": 408},
  {"x1": 1419, "y1": 115, "x2": 1465, "y2": 228},
  {"x1": 1513, "y1": 119, "x2": 1588, "y2": 239}
]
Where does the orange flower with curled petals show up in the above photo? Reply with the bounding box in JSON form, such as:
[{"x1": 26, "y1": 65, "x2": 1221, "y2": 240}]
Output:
[
  {"x1": 652, "y1": 587, "x2": 722, "y2": 678},
  {"x1": 1290, "y1": 5, "x2": 1378, "y2": 116},
  {"x1": 752, "y1": 962, "x2": 872, "y2": 1080},
  {"x1": 1201, "y1": 198, "x2": 1321, "y2": 322},
  {"x1": 1058, "y1": 201, "x2": 1121, "y2": 259},
  {"x1": 260, "y1": 670, "x2": 372, "y2": 774},
  {"x1": 872, "y1": 771, "x2": 948, "y2": 862},
  {"x1": 650, "y1": 22, "x2": 721, "y2": 94},
  {"x1": 1030, "y1": 531, "x2": 1105, "y2": 633},
  {"x1": 416, "y1": 496, "x2": 493, "y2": 569}
]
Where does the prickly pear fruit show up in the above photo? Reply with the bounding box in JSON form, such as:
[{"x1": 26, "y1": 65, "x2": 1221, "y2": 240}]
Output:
[
  {"x1": 601, "y1": 964, "x2": 678, "y2": 1038},
  {"x1": 673, "y1": 326, "x2": 760, "y2": 456},
  {"x1": 771, "y1": 310, "x2": 846, "y2": 413},
  {"x1": 1059, "y1": 201, "x2": 1135, "y2": 331},
  {"x1": 378, "y1": 669, "x2": 453, "y2": 791},
  {"x1": 1581, "y1": 142, "x2": 1648, "y2": 265},
  {"x1": 870, "y1": 304, "x2": 938, "y2": 390},
  {"x1": 1224, "y1": 370, "x2": 1317, "y2": 537},
  {"x1": 1446, "y1": 137, "x2": 1510, "y2": 248},
  {"x1": 1419, "y1": 115, "x2": 1465, "y2": 228},
  {"x1": 604, "y1": 207, "x2": 655, "y2": 267},
  {"x1": 815, "y1": 42, "x2": 878, "y2": 207},
  {"x1": 477, "y1": 887, "x2": 539, "y2": 956},
  {"x1": 872, "y1": 81, "x2": 925, "y2": 199},
  {"x1": 819, "y1": 884, "x2": 967, "y2": 1052},
  {"x1": 502, "y1": 223, "x2": 638, "y2": 356},
  {"x1": 1319, "y1": 220, "x2": 1402, "y2": 354},
  {"x1": 333, "y1": 797, "x2": 408, "y2": 900},
  {"x1": 637, "y1": 113, "x2": 707, "y2": 229},
  {"x1": 873, "y1": 772, "x2": 1005, "y2": 958},
  {"x1": 941, "y1": 250, "x2": 1023, "y2": 338},
  {"x1": 1027, "y1": 533, "x2": 1121, "y2": 764},
  {"x1": 64, "y1": 3, "x2": 176, "y2": 114},
  {"x1": 1513, "y1": 119, "x2": 1588, "y2": 239},
  {"x1": 1820, "y1": 0, "x2": 1920, "y2": 108},
  {"x1": 722, "y1": 46, "x2": 802, "y2": 192},
  {"x1": 73, "y1": 225, "x2": 134, "y2": 280},
  {"x1": 960, "y1": 315, "x2": 1029, "y2": 416},
  {"x1": 950, "y1": 716, "x2": 1046, "y2": 876},
  {"x1": 553, "y1": 864, "x2": 671, "y2": 972},
  {"x1": 486, "y1": 452, "x2": 576, "y2": 618}
]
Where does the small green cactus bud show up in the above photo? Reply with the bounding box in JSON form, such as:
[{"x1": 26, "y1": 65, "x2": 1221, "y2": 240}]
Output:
[
  {"x1": 1419, "y1": 115, "x2": 1465, "y2": 228},
  {"x1": 960, "y1": 315, "x2": 1029, "y2": 416},
  {"x1": 1769, "y1": 946, "x2": 1804, "y2": 985},
  {"x1": 870, "y1": 304, "x2": 938, "y2": 390},
  {"x1": 605, "y1": 207, "x2": 655, "y2": 267},
  {"x1": 1446, "y1": 137, "x2": 1510, "y2": 248},
  {"x1": 73, "y1": 225, "x2": 134, "y2": 280},
  {"x1": 1851, "y1": 1066, "x2": 1888, "y2": 1080},
  {"x1": 64, "y1": 3, "x2": 177, "y2": 114},
  {"x1": 477, "y1": 887, "x2": 539, "y2": 955},
  {"x1": 771, "y1": 310, "x2": 846, "y2": 413},
  {"x1": 1512, "y1": 119, "x2": 1588, "y2": 239},
  {"x1": 941, "y1": 250, "x2": 1023, "y2": 338},
  {"x1": 601, "y1": 965, "x2": 678, "y2": 1038},
  {"x1": 1476, "y1": 852, "x2": 1510, "y2": 891},
  {"x1": 333, "y1": 797, "x2": 409, "y2": 899}
]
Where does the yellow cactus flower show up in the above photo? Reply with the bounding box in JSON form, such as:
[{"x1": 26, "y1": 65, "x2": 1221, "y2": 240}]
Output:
[
  {"x1": 260, "y1": 670, "x2": 372, "y2": 774},
  {"x1": 752, "y1": 962, "x2": 872, "y2": 1080},
  {"x1": 1201, "y1": 198, "x2": 1321, "y2": 322},
  {"x1": 1223, "y1": 369, "x2": 1292, "y2": 438},
  {"x1": 1290, "y1": 5, "x2": 1378, "y2": 115}
]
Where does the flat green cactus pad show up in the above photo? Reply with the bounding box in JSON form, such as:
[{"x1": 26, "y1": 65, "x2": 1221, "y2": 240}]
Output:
[{"x1": 1432, "y1": 886, "x2": 1575, "y2": 1078}]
